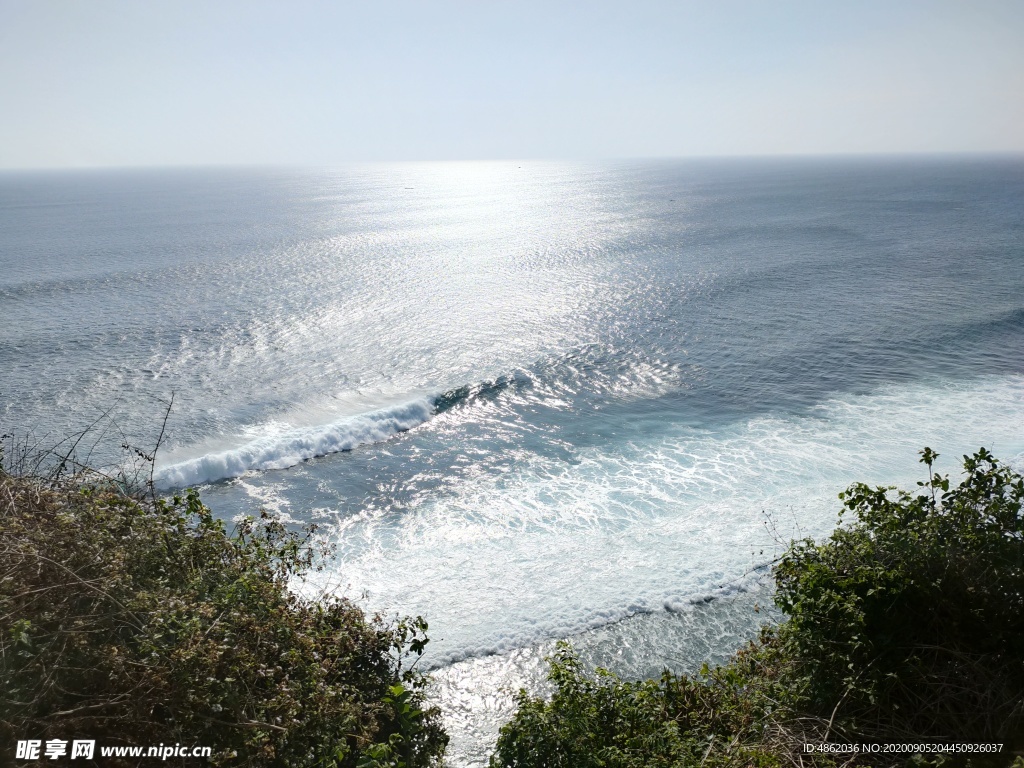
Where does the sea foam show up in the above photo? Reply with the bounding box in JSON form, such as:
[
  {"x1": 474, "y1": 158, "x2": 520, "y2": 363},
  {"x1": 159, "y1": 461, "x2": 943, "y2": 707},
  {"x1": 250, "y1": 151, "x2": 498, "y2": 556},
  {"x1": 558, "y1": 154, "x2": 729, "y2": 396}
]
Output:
[
  {"x1": 319, "y1": 374, "x2": 1024, "y2": 666},
  {"x1": 155, "y1": 398, "x2": 434, "y2": 488}
]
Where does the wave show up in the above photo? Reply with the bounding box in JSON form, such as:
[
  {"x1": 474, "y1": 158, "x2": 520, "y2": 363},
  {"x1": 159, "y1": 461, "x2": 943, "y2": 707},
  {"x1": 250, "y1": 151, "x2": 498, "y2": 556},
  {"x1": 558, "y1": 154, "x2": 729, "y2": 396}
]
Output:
[
  {"x1": 155, "y1": 398, "x2": 434, "y2": 488},
  {"x1": 434, "y1": 344, "x2": 684, "y2": 416},
  {"x1": 154, "y1": 370, "x2": 537, "y2": 489},
  {"x1": 433, "y1": 375, "x2": 523, "y2": 414},
  {"x1": 154, "y1": 345, "x2": 682, "y2": 488},
  {"x1": 153, "y1": 374, "x2": 526, "y2": 489},
  {"x1": 154, "y1": 372, "x2": 528, "y2": 488}
]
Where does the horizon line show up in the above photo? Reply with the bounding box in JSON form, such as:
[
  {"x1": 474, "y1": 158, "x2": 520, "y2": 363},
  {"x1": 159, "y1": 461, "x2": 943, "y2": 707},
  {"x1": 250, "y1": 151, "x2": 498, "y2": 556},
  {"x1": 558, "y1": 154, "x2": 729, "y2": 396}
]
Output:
[{"x1": 2, "y1": 150, "x2": 1024, "y2": 174}]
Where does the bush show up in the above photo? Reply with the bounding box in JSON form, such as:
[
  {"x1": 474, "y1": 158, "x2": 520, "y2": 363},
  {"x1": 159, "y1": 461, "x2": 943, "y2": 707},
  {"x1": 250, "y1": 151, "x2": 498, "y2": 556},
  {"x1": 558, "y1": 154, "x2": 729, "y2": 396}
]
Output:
[
  {"x1": 491, "y1": 636, "x2": 799, "y2": 768},
  {"x1": 775, "y1": 447, "x2": 1024, "y2": 742},
  {"x1": 492, "y1": 449, "x2": 1024, "y2": 767},
  {"x1": 0, "y1": 472, "x2": 447, "y2": 767}
]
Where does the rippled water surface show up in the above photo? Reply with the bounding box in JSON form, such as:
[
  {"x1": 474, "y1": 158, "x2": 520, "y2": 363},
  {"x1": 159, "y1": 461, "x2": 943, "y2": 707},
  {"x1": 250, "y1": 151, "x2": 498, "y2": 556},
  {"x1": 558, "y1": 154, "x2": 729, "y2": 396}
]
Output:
[{"x1": 3, "y1": 158, "x2": 1023, "y2": 764}]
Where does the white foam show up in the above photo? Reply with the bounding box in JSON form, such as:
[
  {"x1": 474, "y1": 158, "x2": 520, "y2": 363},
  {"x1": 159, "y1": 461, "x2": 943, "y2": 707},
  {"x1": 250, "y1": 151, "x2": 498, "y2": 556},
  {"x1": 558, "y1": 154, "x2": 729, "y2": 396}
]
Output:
[
  {"x1": 316, "y1": 374, "x2": 1024, "y2": 665},
  {"x1": 154, "y1": 398, "x2": 434, "y2": 487}
]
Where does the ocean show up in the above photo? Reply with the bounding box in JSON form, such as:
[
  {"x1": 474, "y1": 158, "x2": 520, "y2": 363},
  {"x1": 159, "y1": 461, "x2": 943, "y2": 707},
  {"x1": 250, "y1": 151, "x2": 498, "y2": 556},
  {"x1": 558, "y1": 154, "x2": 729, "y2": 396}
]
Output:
[{"x1": 2, "y1": 157, "x2": 1023, "y2": 764}]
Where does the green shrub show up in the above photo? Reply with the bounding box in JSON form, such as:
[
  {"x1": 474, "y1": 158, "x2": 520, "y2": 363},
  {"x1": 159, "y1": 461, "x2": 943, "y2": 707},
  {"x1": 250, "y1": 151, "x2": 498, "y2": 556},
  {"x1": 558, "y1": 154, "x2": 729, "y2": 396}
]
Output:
[
  {"x1": 491, "y1": 636, "x2": 801, "y2": 768},
  {"x1": 775, "y1": 447, "x2": 1024, "y2": 742},
  {"x1": 0, "y1": 474, "x2": 447, "y2": 767},
  {"x1": 492, "y1": 449, "x2": 1024, "y2": 767},
  {"x1": 490, "y1": 643, "x2": 695, "y2": 768}
]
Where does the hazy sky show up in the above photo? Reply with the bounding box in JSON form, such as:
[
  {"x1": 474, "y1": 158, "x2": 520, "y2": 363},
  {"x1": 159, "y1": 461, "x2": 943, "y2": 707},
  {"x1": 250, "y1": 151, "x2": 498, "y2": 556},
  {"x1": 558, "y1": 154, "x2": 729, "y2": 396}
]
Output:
[{"x1": 1, "y1": 0, "x2": 1022, "y2": 167}]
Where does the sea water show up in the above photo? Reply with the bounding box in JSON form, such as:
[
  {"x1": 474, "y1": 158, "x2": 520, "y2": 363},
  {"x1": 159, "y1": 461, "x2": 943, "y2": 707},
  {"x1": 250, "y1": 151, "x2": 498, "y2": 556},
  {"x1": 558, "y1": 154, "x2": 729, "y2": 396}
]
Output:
[{"x1": 2, "y1": 158, "x2": 1023, "y2": 764}]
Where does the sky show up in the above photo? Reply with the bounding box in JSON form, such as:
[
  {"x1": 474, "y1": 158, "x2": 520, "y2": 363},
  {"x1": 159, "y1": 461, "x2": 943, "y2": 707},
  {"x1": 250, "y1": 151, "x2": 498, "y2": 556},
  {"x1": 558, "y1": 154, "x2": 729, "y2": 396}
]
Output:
[{"x1": 1, "y1": 0, "x2": 1022, "y2": 168}]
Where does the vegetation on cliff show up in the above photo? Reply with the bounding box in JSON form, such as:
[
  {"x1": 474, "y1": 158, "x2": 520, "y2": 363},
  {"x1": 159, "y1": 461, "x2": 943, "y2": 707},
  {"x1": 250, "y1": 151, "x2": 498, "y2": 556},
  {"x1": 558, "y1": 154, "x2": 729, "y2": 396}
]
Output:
[{"x1": 0, "y1": 454, "x2": 447, "y2": 767}]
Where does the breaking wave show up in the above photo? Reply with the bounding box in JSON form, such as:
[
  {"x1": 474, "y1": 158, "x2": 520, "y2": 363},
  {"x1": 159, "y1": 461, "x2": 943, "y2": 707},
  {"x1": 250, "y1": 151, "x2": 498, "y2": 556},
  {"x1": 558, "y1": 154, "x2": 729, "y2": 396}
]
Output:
[{"x1": 155, "y1": 398, "x2": 434, "y2": 488}]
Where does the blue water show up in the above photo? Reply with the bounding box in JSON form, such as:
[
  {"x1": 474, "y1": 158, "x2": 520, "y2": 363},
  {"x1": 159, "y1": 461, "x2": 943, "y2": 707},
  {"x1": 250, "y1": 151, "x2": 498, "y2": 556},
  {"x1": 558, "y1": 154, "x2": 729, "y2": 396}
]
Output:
[{"x1": 3, "y1": 158, "x2": 1023, "y2": 763}]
